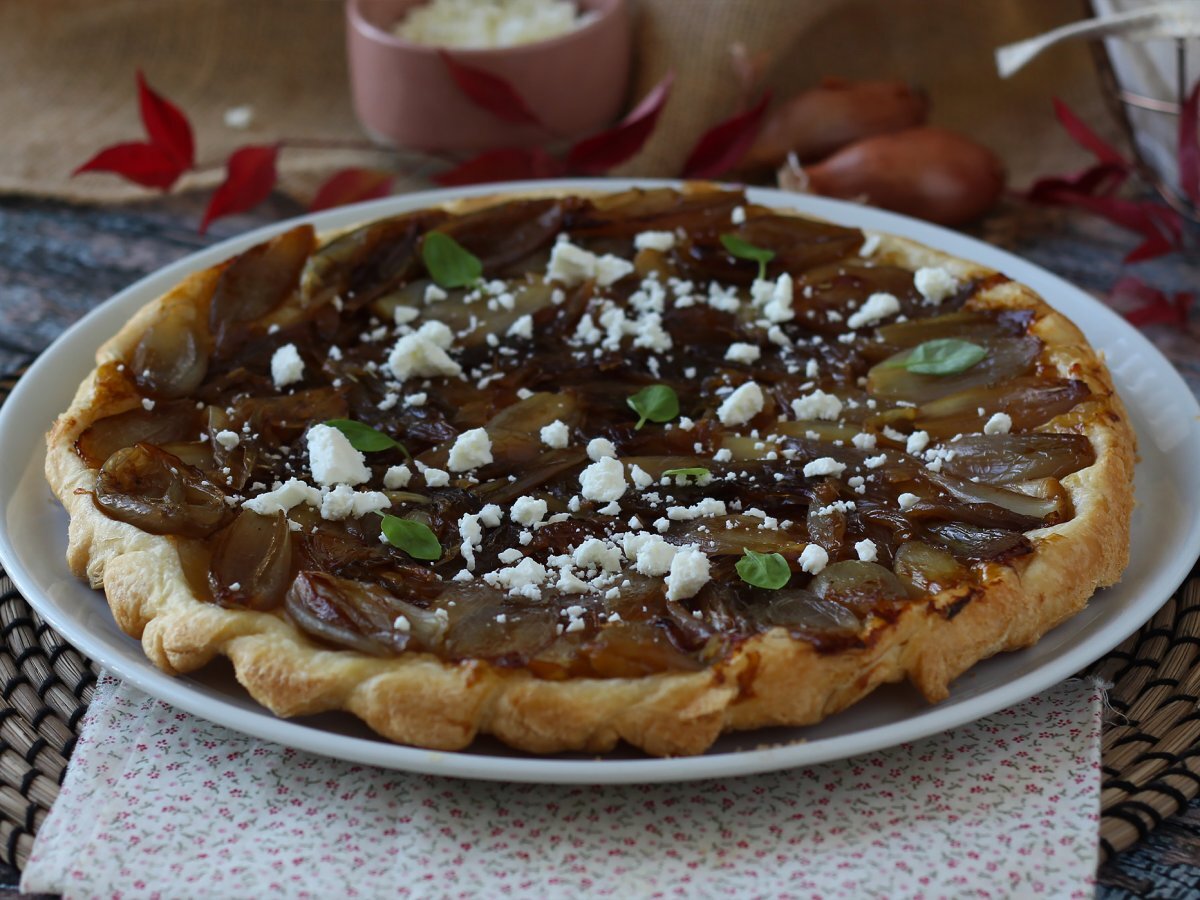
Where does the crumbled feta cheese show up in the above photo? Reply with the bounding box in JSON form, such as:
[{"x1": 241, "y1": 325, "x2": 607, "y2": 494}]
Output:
[
  {"x1": 320, "y1": 485, "x2": 390, "y2": 521},
  {"x1": 510, "y1": 495, "x2": 548, "y2": 527},
  {"x1": 713, "y1": 448, "x2": 733, "y2": 463},
  {"x1": 306, "y1": 423, "x2": 371, "y2": 487},
  {"x1": 898, "y1": 492, "x2": 920, "y2": 510},
  {"x1": 241, "y1": 478, "x2": 322, "y2": 515},
  {"x1": 394, "y1": 306, "x2": 421, "y2": 325},
  {"x1": 803, "y1": 457, "x2": 846, "y2": 478},
  {"x1": 791, "y1": 389, "x2": 843, "y2": 421},
  {"x1": 486, "y1": 558, "x2": 548, "y2": 599},
  {"x1": 586, "y1": 437, "x2": 618, "y2": 461},
  {"x1": 846, "y1": 292, "x2": 901, "y2": 329},
  {"x1": 498, "y1": 548, "x2": 524, "y2": 564},
  {"x1": 725, "y1": 342, "x2": 761, "y2": 365},
  {"x1": 634, "y1": 230, "x2": 675, "y2": 252},
  {"x1": 546, "y1": 239, "x2": 634, "y2": 287},
  {"x1": 906, "y1": 430, "x2": 930, "y2": 456},
  {"x1": 446, "y1": 427, "x2": 493, "y2": 472},
  {"x1": 384, "y1": 465, "x2": 411, "y2": 489},
  {"x1": 984, "y1": 412, "x2": 1012, "y2": 435},
  {"x1": 540, "y1": 419, "x2": 570, "y2": 448},
  {"x1": 394, "y1": 615, "x2": 411, "y2": 633},
  {"x1": 405, "y1": 392, "x2": 428, "y2": 407},
  {"x1": 629, "y1": 464, "x2": 654, "y2": 489},
  {"x1": 271, "y1": 344, "x2": 305, "y2": 388},
  {"x1": 854, "y1": 539, "x2": 878, "y2": 562},
  {"x1": 214, "y1": 429, "x2": 240, "y2": 451},
  {"x1": 914, "y1": 267, "x2": 957, "y2": 304},
  {"x1": 731, "y1": 205, "x2": 746, "y2": 225},
  {"x1": 386, "y1": 321, "x2": 462, "y2": 381},
  {"x1": 579, "y1": 456, "x2": 626, "y2": 502},
  {"x1": 751, "y1": 274, "x2": 795, "y2": 323},
  {"x1": 864, "y1": 454, "x2": 888, "y2": 469},
  {"x1": 852, "y1": 432, "x2": 877, "y2": 450},
  {"x1": 799, "y1": 544, "x2": 829, "y2": 574},
  {"x1": 633, "y1": 534, "x2": 678, "y2": 576},
  {"x1": 141, "y1": 398, "x2": 156, "y2": 411},
  {"x1": 666, "y1": 498, "x2": 727, "y2": 521},
  {"x1": 507, "y1": 314, "x2": 534, "y2": 340},
  {"x1": 717, "y1": 381, "x2": 764, "y2": 426},
  {"x1": 573, "y1": 538, "x2": 622, "y2": 572},
  {"x1": 664, "y1": 546, "x2": 710, "y2": 601}
]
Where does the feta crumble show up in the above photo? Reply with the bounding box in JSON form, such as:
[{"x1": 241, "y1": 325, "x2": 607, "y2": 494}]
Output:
[
  {"x1": 306, "y1": 424, "x2": 371, "y2": 487},
  {"x1": 271, "y1": 344, "x2": 304, "y2": 388},
  {"x1": 447, "y1": 427, "x2": 493, "y2": 471},
  {"x1": 717, "y1": 381, "x2": 764, "y2": 427}
]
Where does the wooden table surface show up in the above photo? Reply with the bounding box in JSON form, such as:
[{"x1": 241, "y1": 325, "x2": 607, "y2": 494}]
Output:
[{"x1": 0, "y1": 190, "x2": 1196, "y2": 898}]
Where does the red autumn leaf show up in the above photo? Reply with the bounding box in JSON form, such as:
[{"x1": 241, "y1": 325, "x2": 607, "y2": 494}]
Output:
[
  {"x1": 681, "y1": 90, "x2": 772, "y2": 180},
  {"x1": 566, "y1": 71, "x2": 676, "y2": 175},
  {"x1": 439, "y1": 51, "x2": 541, "y2": 126},
  {"x1": 1111, "y1": 275, "x2": 1194, "y2": 327},
  {"x1": 434, "y1": 147, "x2": 567, "y2": 186},
  {"x1": 73, "y1": 142, "x2": 187, "y2": 190},
  {"x1": 136, "y1": 70, "x2": 195, "y2": 169},
  {"x1": 73, "y1": 71, "x2": 195, "y2": 190},
  {"x1": 200, "y1": 144, "x2": 279, "y2": 233},
  {"x1": 1052, "y1": 98, "x2": 1128, "y2": 167},
  {"x1": 1178, "y1": 77, "x2": 1200, "y2": 205},
  {"x1": 309, "y1": 168, "x2": 395, "y2": 212}
]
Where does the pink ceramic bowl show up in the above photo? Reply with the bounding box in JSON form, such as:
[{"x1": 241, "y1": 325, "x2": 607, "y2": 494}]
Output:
[{"x1": 346, "y1": 0, "x2": 631, "y2": 152}]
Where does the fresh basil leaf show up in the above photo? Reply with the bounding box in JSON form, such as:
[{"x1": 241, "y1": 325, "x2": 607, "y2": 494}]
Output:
[
  {"x1": 663, "y1": 466, "x2": 710, "y2": 480},
  {"x1": 626, "y1": 384, "x2": 680, "y2": 429},
  {"x1": 378, "y1": 514, "x2": 442, "y2": 561},
  {"x1": 883, "y1": 338, "x2": 987, "y2": 376},
  {"x1": 720, "y1": 233, "x2": 775, "y2": 281},
  {"x1": 324, "y1": 419, "x2": 406, "y2": 454},
  {"x1": 421, "y1": 231, "x2": 482, "y2": 289},
  {"x1": 735, "y1": 549, "x2": 791, "y2": 590}
]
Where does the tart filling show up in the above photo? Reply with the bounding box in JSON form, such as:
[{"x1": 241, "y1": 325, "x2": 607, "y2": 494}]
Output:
[{"x1": 74, "y1": 188, "x2": 1104, "y2": 682}]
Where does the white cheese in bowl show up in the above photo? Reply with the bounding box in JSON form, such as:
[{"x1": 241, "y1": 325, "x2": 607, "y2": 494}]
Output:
[{"x1": 394, "y1": 0, "x2": 596, "y2": 49}]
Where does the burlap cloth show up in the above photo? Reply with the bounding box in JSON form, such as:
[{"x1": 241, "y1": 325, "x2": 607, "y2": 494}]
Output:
[{"x1": 1, "y1": 0, "x2": 1119, "y2": 204}]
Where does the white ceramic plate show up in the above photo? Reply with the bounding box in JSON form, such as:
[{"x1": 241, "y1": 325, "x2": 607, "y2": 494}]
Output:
[{"x1": 1, "y1": 180, "x2": 1196, "y2": 784}]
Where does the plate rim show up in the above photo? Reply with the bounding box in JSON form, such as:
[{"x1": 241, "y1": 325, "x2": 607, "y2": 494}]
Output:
[{"x1": 1, "y1": 177, "x2": 1195, "y2": 784}]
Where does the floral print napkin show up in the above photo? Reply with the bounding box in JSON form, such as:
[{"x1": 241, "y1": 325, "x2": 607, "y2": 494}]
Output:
[{"x1": 22, "y1": 674, "x2": 1101, "y2": 899}]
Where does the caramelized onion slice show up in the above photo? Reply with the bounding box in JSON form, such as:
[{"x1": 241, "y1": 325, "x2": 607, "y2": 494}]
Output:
[
  {"x1": 747, "y1": 588, "x2": 862, "y2": 635},
  {"x1": 131, "y1": 299, "x2": 211, "y2": 398},
  {"x1": 809, "y1": 560, "x2": 909, "y2": 618},
  {"x1": 94, "y1": 443, "x2": 228, "y2": 537},
  {"x1": 915, "y1": 378, "x2": 1091, "y2": 439},
  {"x1": 209, "y1": 225, "x2": 314, "y2": 356},
  {"x1": 936, "y1": 433, "x2": 1095, "y2": 483},
  {"x1": 868, "y1": 336, "x2": 1041, "y2": 403},
  {"x1": 924, "y1": 469, "x2": 1064, "y2": 523},
  {"x1": 285, "y1": 570, "x2": 448, "y2": 656},
  {"x1": 924, "y1": 522, "x2": 1032, "y2": 561},
  {"x1": 579, "y1": 622, "x2": 707, "y2": 678},
  {"x1": 76, "y1": 400, "x2": 204, "y2": 468},
  {"x1": 892, "y1": 541, "x2": 966, "y2": 594},
  {"x1": 209, "y1": 510, "x2": 293, "y2": 610}
]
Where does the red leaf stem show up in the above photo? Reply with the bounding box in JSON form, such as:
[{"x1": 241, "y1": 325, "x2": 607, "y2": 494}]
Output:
[
  {"x1": 200, "y1": 144, "x2": 279, "y2": 233},
  {"x1": 1052, "y1": 97, "x2": 1128, "y2": 166},
  {"x1": 566, "y1": 71, "x2": 676, "y2": 175},
  {"x1": 439, "y1": 52, "x2": 541, "y2": 126},
  {"x1": 681, "y1": 91, "x2": 772, "y2": 180},
  {"x1": 1178, "y1": 78, "x2": 1200, "y2": 205},
  {"x1": 309, "y1": 168, "x2": 395, "y2": 212}
]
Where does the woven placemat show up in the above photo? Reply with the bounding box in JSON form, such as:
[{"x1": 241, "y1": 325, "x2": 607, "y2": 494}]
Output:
[{"x1": 0, "y1": 368, "x2": 1197, "y2": 871}]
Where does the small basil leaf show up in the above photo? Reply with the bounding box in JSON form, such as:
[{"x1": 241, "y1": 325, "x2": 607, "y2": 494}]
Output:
[
  {"x1": 421, "y1": 231, "x2": 482, "y2": 289},
  {"x1": 883, "y1": 338, "x2": 987, "y2": 376},
  {"x1": 720, "y1": 233, "x2": 775, "y2": 281},
  {"x1": 378, "y1": 514, "x2": 442, "y2": 561},
  {"x1": 663, "y1": 467, "x2": 710, "y2": 480},
  {"x1": 626, "y1": 384, "x2": 680, "y2": 429},
  {"x1": 324, "y1": 419, "x2": 406, "y2": 454},
  {"x1": 735, "y1": 549, "x2": 792, "y2": 590}
]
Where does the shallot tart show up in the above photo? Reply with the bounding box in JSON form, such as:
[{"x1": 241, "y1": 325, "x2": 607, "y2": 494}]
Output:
[{"x1": 45, "y1": 184, "x2": 1135, "y2": 757}]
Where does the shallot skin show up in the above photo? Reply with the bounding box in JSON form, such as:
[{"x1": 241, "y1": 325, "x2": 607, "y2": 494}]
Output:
[
  {"x1": 740, "y1": 77, "x2": 930, "y2": 171},
  {"x1": 794, "y1": 126, "x2": 1007, "y2": 226}
]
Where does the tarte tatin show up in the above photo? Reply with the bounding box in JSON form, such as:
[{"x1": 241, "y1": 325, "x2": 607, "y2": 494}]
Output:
[{"x1": 46, "y1": 186, "x2": 1134, "y2": 756}]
